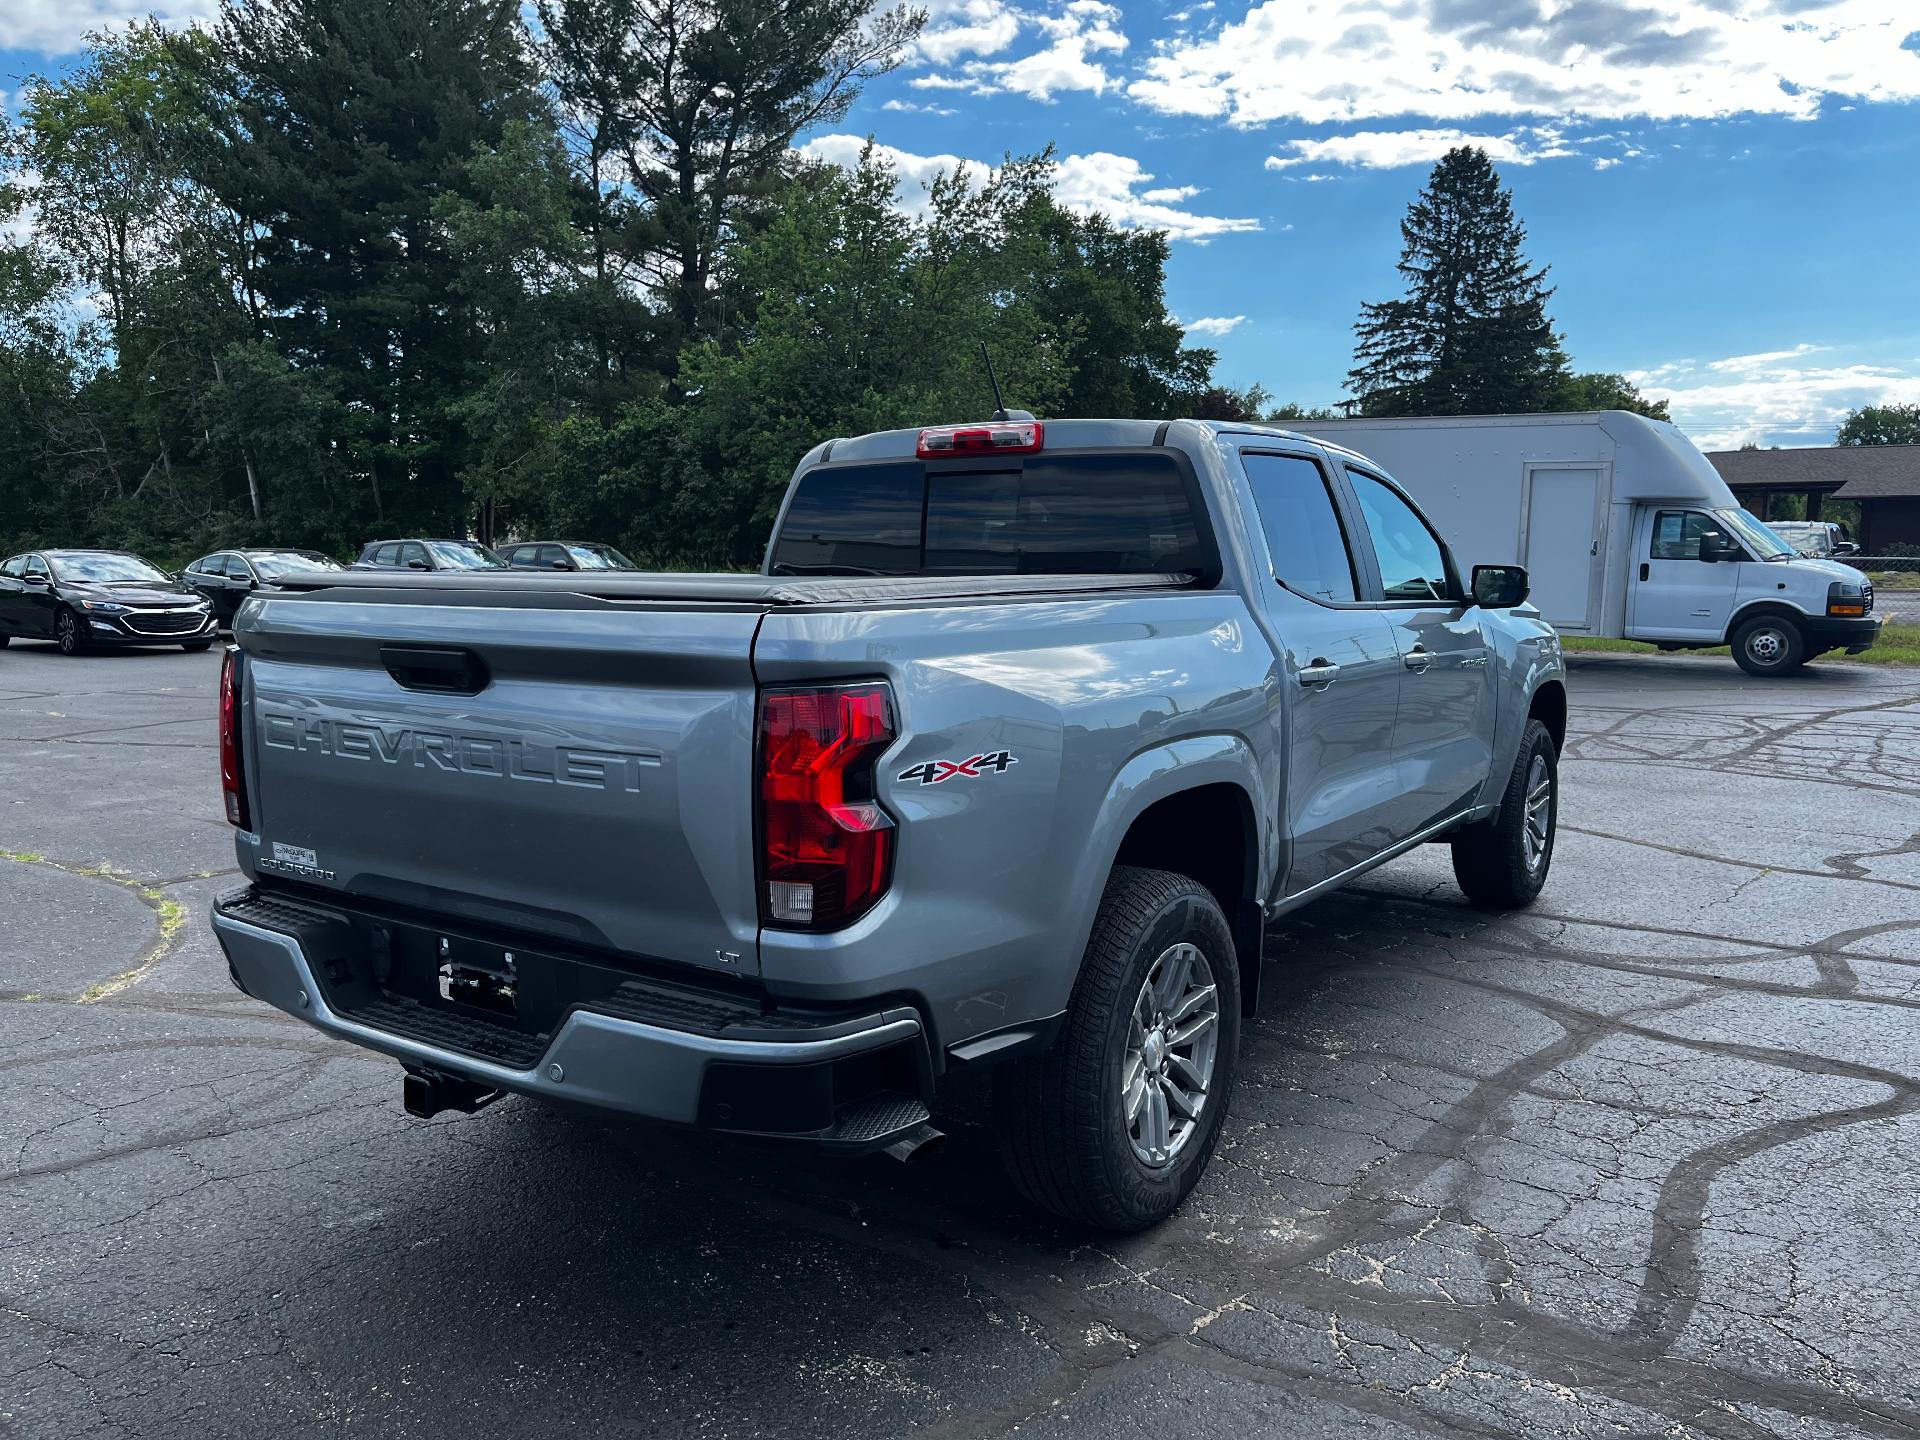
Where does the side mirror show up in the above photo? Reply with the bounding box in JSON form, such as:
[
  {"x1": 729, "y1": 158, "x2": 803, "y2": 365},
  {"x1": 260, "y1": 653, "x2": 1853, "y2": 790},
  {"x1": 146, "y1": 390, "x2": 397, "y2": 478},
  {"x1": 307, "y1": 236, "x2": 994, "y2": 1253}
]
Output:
[
  {"x1": 1834, "y1": 542, "x2": 1858, "y2": 556},
  {"x1": 1471, "y1": 564, "x2": 1529, "y2": 608},
  {"x1": 23, "y1": 573, "x2": 48, "y2": 586},
  {"x1": 550, "y1": 559, "x2": 570, "y2": 571},
  {"x1": 406, "y1": 560, "x2": 429, "y2": 571}
]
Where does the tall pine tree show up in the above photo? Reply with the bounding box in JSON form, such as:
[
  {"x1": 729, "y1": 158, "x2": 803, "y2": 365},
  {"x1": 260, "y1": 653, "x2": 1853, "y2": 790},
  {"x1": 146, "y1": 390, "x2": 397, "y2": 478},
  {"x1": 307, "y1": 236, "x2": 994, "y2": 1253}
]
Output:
[
  {"x1": 189, "y1": 0, "x2": 549, "y2": 533},
  {"x1": 1349, "y1": 147, "x2": 1568, "y2": 417}
]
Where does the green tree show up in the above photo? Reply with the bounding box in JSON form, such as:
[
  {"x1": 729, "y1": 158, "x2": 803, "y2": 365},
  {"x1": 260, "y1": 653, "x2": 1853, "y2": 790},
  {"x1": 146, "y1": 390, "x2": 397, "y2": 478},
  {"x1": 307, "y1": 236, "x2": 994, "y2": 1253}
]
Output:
[
  {"x1": 190, "y1": 0, "x2": 554, "y2": 534},
  {"x1": 1349, "y1": 146, "x2": 1568, "y2": 417},
  {"x1": 535, "y1": 0, "x2": 922, "y2": 362},
  {"x1": 1553, "y1": 371, "x2": 1670, "y2": 420},
  {"x1": 1837, "y1": 403, "x2": 1920, "y2": 446}
]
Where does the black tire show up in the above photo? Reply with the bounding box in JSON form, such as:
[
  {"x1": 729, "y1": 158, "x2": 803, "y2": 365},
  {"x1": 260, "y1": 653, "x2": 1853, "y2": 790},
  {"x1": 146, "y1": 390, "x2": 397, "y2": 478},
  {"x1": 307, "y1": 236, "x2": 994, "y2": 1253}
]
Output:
[
  {"x1": 994, "y1": 866, "x2": 1240, "y2": 1232},
  {"x1": 54, "y1": 606, "x2": 87, "y2": 656},
  {"x1": 1450, "y1": 718, "x2": 1558, "y2": 910},
  {"x1": 1730, "y1": 614, "x2": 1805, "y2": 677},
  {"x1": 181, "y1": 640, "x2": 215, "y2": 652}
]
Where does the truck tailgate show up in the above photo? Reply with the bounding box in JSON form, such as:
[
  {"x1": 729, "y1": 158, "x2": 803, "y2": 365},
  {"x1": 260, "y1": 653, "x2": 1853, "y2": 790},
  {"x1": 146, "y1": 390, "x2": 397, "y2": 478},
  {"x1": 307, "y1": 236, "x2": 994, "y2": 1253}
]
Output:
[{"x1": 236, "y1": 594, "x2": 761, "y2": 976}]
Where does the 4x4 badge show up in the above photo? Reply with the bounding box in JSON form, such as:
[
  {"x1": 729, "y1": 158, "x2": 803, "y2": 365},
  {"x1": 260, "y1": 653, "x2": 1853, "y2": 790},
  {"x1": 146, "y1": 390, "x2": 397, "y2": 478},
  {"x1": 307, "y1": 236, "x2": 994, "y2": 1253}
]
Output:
[{"x1": 898, "y1": 750, "x2": 1018, "y2": 785}]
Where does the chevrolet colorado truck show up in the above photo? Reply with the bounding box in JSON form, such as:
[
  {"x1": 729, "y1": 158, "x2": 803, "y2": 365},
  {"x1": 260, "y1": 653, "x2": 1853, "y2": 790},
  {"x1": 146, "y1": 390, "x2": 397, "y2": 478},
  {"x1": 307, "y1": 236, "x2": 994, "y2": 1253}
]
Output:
[{"x1": 210, "y1": 417, "x2": 1567, "y2": 1231}]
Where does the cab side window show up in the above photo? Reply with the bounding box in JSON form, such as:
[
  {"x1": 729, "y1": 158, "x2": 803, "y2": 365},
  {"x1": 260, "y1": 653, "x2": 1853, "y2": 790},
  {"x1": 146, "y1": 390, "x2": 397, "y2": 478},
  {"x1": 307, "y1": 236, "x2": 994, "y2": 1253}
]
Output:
[
  {"x1": 399, "y1": 543, "x2": 428, "y2": 569},
  {"x1": 1240, "y1": 453, "x2": 1357, "y2": 603},
  {"x1": 1651, "y1": 510, "x2": 1718, "y2": 560},
  {"x1": 1348, "y1": 471, "x2": 1451, "y2": 602},
  {"x1": 1, "y1": 556, "x2": 23, "y2": 579}
]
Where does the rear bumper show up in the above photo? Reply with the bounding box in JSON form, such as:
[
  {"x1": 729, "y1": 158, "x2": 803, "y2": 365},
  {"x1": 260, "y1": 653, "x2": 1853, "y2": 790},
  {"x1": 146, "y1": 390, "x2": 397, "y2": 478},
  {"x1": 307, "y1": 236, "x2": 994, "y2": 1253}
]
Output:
[
  {"x1": 1801, "y1": 614, "x2": 1884, "y2": 652},
  {"x1": 210, "y1": 889, "x2": 932, "y2": 1149}
]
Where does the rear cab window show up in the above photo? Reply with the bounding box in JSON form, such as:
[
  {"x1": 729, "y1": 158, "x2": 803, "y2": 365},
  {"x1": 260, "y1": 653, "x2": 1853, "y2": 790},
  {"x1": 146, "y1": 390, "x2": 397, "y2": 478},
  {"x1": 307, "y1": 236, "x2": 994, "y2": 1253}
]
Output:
[{"x1": 768, "y1": 451, "x2": 1218, "y2": 584}]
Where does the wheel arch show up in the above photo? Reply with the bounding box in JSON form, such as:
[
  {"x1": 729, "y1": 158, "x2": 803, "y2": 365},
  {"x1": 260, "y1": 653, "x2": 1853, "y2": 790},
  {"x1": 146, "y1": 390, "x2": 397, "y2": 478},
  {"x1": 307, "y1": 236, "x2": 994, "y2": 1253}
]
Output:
[
  {"x1": 1072, "y1": 738, "x2": 1271, "y2": 1020},
  {"x1": 1527, "y1": 678, "x2": 1568, "y2": 755},
  {"x1": 1722, "y1": 600, "x2": 1810, "y2": 647}
]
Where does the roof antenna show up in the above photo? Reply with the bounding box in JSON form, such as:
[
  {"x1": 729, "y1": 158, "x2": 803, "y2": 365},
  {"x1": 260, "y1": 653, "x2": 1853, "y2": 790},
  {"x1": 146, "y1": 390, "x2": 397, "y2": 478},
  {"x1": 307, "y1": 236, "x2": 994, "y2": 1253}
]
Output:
[{"x1": 981, "y1": 341, "x2": 1010, "y2": 422}]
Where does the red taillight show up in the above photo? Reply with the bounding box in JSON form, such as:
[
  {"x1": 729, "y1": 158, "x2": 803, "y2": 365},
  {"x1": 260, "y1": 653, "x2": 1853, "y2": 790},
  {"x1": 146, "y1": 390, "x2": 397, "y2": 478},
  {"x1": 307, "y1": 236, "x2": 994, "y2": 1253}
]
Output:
[
  {"x1": 219, "y1": 648, "x2": 249, "y2": 829},
  {"x1": 916, "y1": 421, "x2": 1043, "y2": 459},
  {"x1": 758, "y1": 683, "x2": 897, "y2": 930}
]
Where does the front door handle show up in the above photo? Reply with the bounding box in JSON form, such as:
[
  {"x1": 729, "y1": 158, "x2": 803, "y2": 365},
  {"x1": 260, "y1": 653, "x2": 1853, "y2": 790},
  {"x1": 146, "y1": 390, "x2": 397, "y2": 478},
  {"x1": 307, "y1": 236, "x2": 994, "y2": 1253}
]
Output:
[
  {"x1": 1403, "y1": 646, "x2": 1433, "y2": 672},
  {"x1": 1298, "y1": 659, "x2": 1340, "y2": 688}
]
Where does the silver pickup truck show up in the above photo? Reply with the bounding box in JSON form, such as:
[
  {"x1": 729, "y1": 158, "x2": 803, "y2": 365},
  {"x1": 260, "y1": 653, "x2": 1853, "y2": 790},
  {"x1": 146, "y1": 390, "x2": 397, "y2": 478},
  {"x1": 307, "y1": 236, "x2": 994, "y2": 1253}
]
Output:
[{"x1": 210, "y1": 417, "x2": 1566, "y2": 1231}]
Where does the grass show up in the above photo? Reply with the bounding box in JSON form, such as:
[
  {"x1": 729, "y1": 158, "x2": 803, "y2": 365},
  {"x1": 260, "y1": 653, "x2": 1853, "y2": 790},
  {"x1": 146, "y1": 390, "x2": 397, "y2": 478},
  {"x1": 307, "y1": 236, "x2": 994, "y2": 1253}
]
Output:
[{"x1": 1561, "y1": 621, "x2": 1920, "y2": 666}]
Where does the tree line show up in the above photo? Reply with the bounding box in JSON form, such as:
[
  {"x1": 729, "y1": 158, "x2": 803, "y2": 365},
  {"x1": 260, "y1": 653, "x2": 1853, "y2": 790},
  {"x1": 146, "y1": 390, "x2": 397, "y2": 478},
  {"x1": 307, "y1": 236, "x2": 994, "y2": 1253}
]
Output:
[{"x1": 0, "y1": 3, "x2": 1669, "y2": 570}]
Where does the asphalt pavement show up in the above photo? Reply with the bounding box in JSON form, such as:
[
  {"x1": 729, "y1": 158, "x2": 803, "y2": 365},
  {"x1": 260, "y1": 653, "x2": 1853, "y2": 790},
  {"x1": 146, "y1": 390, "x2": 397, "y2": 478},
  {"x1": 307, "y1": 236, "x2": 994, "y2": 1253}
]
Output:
[{"x1": 4, "y1": 639, "x2": 1920, "y2": 1439}]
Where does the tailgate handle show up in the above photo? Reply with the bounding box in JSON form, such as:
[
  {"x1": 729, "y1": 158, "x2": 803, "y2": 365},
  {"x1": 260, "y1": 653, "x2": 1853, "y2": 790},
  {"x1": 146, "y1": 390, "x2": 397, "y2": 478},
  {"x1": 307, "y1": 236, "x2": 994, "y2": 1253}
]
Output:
[{"x1": 380, "y1": 645, "x2": 490, "y2": 695}]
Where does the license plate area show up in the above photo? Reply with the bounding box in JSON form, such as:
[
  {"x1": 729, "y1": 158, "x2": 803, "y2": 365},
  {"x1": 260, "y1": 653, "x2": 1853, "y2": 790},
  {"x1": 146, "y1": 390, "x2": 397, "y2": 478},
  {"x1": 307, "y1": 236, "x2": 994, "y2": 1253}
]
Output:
[{"x1": 437, "y1": 939, "x2": 518, "y2": 1018}]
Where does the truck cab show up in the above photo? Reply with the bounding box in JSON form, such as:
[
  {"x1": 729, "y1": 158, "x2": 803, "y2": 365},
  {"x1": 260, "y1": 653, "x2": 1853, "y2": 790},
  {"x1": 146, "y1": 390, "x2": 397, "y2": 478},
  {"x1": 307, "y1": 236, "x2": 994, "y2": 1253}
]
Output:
[{"x1": 1626, "y1": 504, "x2": 1877, "y2": 671}]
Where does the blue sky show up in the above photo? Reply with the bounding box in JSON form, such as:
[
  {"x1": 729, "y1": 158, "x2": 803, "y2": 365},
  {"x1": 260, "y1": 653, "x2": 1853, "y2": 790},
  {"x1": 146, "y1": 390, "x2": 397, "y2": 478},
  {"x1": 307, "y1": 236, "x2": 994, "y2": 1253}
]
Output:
[{"x1": 6, "y1": 0, "x2": 1919, "y2": 449}]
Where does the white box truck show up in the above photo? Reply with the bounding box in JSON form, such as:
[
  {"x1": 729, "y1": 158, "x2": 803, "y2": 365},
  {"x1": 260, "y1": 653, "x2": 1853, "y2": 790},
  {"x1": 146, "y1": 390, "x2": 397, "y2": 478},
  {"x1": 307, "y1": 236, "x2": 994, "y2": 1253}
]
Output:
[{"x1": 1298, "y1": 411, "x2": 1883, "y2": 676}]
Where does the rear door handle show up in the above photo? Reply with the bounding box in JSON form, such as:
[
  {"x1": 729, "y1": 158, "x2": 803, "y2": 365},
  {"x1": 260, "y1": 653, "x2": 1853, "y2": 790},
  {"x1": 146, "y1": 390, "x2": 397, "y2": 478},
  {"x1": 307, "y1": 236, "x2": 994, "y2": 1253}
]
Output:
[
  {"x1": 1403, "y1": 646, "x2": 1433, "y2": 672},
  {"x1": 1298, "y1": 659, "x2": 1340, "y2": 688},
  {"x1": 1640, "y1": 563, "x2": 1650, "y2": 581}
]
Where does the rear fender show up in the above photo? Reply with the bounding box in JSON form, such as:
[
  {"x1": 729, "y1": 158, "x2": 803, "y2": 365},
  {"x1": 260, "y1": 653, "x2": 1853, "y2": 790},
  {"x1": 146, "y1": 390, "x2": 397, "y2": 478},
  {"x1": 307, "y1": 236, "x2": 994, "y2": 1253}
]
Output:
[{"x1": 1057, "y1": 735, "x2": 1271, "y2": 1013}]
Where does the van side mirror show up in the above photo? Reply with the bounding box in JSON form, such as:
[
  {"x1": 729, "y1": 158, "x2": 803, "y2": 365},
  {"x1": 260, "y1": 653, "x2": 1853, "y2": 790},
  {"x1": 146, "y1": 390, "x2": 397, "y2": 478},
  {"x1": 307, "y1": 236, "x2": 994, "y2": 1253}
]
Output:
[
  {"x1": 1470, "y1": 564, "x2": 1529, "y2": 608},
  {"x1": 1834, "y1": 541, "x2": 1858, "y2": 556},
  {"x1": 1697, "y1": 532, "x2": 1737, "y2": 563}
]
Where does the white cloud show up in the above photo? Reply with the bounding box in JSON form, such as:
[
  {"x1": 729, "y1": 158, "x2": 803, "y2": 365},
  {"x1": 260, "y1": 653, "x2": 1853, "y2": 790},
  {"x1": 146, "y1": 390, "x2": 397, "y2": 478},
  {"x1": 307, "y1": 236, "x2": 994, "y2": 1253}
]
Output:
[
  {"x1": 911, "y1": 0, "x2": 1128, "y2": 101},
  {"x1": 796, "y1": 136, "x2": 1260, "y2": 242},
  {"x1": 1183, "y1": 314, "x2": 1246, "y2": 337},
  {"x1": 914, "y1": 0, "x2": 1022, "y2": 64},
  {"x1": 1129, "y1": 0, "x2": 1920, "y2": 129},
  {"x1": 1629, "y1": 346, "x2": 1920, "y2": 449},
  {"x1": 1265, "y1": 126, "x2": 1575, "y2": 171},
  {"x1": 1140, "y1": 185, "x2": 1201, "y2": 202},
  {"x1": 1, "y1": 0, "x2": 216, "y2": 54},
  {"x1": 881, "y1": 98, "x2": 958, "y2": 115}
]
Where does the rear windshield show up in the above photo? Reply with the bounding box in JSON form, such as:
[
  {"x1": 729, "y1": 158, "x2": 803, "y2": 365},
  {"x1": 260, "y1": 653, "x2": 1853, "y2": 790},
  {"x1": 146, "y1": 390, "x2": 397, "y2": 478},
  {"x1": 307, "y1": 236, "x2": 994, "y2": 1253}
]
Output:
[{"x1": 768, "y1": 453, "x2": 1214, "y2": 582}]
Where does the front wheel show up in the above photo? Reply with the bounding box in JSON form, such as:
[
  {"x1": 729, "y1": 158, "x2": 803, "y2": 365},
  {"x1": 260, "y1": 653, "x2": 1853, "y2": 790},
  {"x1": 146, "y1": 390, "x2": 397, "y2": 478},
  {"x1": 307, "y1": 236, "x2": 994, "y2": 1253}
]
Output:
[
  {"x1": 54, "y1": 607, "x2": 87, "y2": 656},
  {"x1": 1451, "y1": 718, "x2": 1558, "y2": 909},
  {"x1": 994, "y1": 866, "x2": 1240, "y2": 1232},
  {"x1": 1731, "y1": 615, "x2": 1806, "y2": 677}
]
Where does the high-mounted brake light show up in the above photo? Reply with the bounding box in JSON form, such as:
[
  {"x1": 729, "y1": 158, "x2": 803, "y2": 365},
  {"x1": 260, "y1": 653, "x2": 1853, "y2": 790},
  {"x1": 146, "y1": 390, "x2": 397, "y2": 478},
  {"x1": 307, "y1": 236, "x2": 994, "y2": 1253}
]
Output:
[
  {"x1": 916, "y1": 421, "x2": 1044, "y2": 459},
  {"x1": 218, "y1": 647, "x2": 249, "y2": 829},
  {"x1": 758, "y1": 683, "x2": 897, "y2": 930}
]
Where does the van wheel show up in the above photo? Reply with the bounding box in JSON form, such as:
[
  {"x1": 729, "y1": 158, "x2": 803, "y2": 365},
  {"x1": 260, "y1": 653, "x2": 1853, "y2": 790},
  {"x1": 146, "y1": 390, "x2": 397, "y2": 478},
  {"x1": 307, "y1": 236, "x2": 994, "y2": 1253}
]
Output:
[
  {"x1": 1731, "y1": 615, "x2": 1805, "y2": 676},
  {"x1": 1451, "y1": 719, "x2": 1557, "y2": 909},
  {"x1": 994, "y1": 866, "x2": 1240, "y2": 1232}
]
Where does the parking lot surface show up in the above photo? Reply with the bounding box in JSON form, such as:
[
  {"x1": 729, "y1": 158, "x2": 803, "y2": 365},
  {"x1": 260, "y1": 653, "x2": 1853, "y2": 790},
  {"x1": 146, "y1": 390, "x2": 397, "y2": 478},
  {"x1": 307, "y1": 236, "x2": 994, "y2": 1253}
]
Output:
[{"x1": 4, "y1": 641, "x2": 1920, "y2": 1439}]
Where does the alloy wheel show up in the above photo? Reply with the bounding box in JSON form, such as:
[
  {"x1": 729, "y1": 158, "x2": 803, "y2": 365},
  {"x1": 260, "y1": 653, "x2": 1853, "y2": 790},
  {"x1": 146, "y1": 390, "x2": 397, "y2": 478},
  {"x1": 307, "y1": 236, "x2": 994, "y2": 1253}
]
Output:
[
  {"x1": 1121, "y1": 942, "x2": 1220, "y2": 1168},
  {"x1": 1523, "y1": 753, "x2": 1554, "y2": 873}
]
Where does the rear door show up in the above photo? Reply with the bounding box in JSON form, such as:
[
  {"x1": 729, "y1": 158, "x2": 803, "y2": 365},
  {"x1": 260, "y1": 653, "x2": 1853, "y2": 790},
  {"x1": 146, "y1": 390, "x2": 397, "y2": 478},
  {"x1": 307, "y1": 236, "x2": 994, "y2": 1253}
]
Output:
[
  {"x1": 1628, "y1": 508, "x2": 1741, "y2": 641},
  {"x1": 239, "y1": 593, "x2": 766, "y2": 975},
  {"x1": 1522, "y1": 465, "x2": 1603, "y2": 631},
  {"x1": 1342, "y1": 466, "x2": 1496, "y2": 833},
  {"x1": 1237, "y1": 450, "x2": 1407, "y2": 894}
]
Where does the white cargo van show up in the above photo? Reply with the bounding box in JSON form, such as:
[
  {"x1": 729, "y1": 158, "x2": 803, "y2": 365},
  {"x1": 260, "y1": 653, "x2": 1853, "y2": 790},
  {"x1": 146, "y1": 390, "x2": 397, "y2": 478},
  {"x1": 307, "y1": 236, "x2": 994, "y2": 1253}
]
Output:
[{"x1": 1299, "y1": 411, "x2": 1882, "y2": 676}]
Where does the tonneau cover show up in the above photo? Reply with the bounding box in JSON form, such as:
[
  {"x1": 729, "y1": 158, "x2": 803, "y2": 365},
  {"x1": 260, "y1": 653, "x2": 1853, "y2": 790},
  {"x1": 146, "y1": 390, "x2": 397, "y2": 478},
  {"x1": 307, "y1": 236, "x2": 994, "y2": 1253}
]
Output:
[{"x1": 266, "y1": 570, "x2": 1197, "y2": 607}]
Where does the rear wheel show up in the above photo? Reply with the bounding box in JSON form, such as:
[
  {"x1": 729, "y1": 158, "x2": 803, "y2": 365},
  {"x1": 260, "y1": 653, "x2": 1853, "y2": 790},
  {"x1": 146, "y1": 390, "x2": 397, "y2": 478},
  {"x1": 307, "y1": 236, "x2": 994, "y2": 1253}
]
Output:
[
  {"x1": 1731, "y1": 614, "x2": 1805, "y2": 677},
  {"x1": 994, "y1": 866, "x2": 1240, "y2": 1232},
  {"x1": 1451, "y1": 719, "x2": 1557, "y2": 909},
  {"x1": 54, "y1": 607, "x2": 87, "y2": 656}
]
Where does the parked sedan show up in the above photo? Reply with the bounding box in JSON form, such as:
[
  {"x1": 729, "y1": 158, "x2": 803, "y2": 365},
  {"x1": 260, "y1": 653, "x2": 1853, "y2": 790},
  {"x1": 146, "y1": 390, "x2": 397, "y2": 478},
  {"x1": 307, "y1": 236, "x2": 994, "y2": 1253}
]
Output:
[
  {"x1": 499, "y1": 540, "x2": 636, "y2": 572},
  {"x1": 182, "y1": 549, "x2": 345, "y2": 625},
  {"x1": 0, "y1": 550, "x2": 217, "y2": 655},
  {"x1": 351, "y1": 539, "x2": 508, "y2": 572}
]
